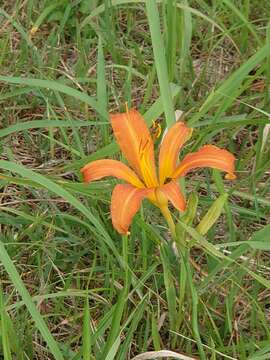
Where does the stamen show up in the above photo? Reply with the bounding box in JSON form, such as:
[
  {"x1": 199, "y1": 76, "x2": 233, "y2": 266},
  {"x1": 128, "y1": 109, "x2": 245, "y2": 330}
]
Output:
[
  {"x1": 151, "y1": 120, "x2": 162, "y2": 141},
  {"x1": 155, "y1": 123, "x2": 162, "y2": 139},
  {"x1": 125, "y1": 101, "x2": 129, "y2": 113}
]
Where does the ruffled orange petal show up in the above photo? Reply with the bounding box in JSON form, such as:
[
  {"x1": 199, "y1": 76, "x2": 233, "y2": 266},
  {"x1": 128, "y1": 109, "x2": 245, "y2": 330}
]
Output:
[
  {"x1": 172, "y1": 145, "x2": 236, "y2": 179},
  {"x1": 110, "y1": 109, "x2": 158, "y2": 187},
  {"x1": 158, "y1": 181, "x2": 186, "y2": 212},
  {"x1": 111, "y1": 184, "x2": 151, "y2": 234},
  {"x1": 81, "y1": 159, "x2": 145, "y2": 188},
  {"x1": 159, "y1": 122, "x2": 193, "y2": 184}
]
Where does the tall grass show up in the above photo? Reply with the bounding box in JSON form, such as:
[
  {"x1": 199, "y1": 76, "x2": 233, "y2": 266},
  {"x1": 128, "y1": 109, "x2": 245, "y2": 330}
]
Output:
[{"x1": 0, "y1": 0, "x2": 270, "y2": 359}]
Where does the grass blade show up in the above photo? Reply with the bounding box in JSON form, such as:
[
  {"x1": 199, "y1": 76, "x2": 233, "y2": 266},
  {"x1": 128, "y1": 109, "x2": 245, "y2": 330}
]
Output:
[
  {"x1": 0, "y1": 240, "x2": 64, "y2": 360},
  {"x1": 145, "y1": 0, "x2": 175, "y2": 128},
  {"x1": 0, "y1": 76, "x2": 107, "y2": 120},
  {"x1": 30, "y1": 0, "x2": 65, "y2": 35},
  {"x1": 189, "y1": 42, "x2": 270, "y2": 125},
  {"x1": 221, "y1": 0, "x2": 262, "y2": 46},
  {"x1": 185, "y1": 255, "x2": 206, "y2": 360},
  {"x1": 0, "y1": 120, "x2": 101, "y2": 138},
  {"x1": 0, "y1": 288, "x2": 12, "y2": 360},
  {"x1": 102, "y1": 288, "x2": 126, "y2": 358},
  {"x1": 82, "y1": 297, "x2": 92, "y2": 360},
  {"x1": 97, "y1": 36, "x2": 109, "y2": 143},
  {"x1": 0, "y1": 160, "x2": 121, "y2": 265}
]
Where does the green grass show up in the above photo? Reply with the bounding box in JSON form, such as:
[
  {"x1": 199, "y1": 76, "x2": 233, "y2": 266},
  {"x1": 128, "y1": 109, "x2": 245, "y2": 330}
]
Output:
[{"x1": 0, "y1": 0, "x2": 270, "y2": 359}]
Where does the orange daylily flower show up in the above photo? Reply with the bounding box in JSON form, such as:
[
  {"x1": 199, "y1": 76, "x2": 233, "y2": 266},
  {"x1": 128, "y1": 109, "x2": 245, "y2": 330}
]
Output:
[{"x1": 81, "y1": 109, "x2": 236, "y2": 234}]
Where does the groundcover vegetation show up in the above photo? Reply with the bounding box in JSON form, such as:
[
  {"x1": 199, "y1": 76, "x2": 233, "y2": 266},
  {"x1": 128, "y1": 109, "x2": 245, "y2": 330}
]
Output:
[{"x1": 0, "y1": 1, "x2": 270, "y2": 359}]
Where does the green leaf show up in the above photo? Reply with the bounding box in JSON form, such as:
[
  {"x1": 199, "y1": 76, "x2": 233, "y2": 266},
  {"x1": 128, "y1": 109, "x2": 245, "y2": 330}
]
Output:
[
  {"x1": 0, "y1": 241, "x2": 64, "y2": 360},
  {"x1": 102, "y1": 289, "x2": 126, "y2": 358},
  {"x1": 30, "y1": 1, "x2": 65, "y2": 34},
  {"x1": 160, "y1": 245, "x2": 177, "y2": 332},
  {"x1": 0, "y1": 159, "x2": 121, "y2": 265},
  {"x1": 0, "y1": 288, "x2": 12, "y2": 360},
  {"x1": 82, "y1": 297, "x2": 91, "y2": 360},
  {"x1": 97, "y1": 36, "x2": 109, "y2": 143},
  {"x1": 247, "y1": 224, "x2": 270, "y2": 250},
  {"x1": 0, "y1": 76, "x2": 107, "y2": 120},
  {"x1": 146, "y1": 0, "x2": 175, "y2": 127},
  {"x1": 178, "y1": 221, "x2": 270, "y2": 289},
  {"x1": 0, "y1": 120, "x2": 101, "y2": 138},
  {"x1": 189, "y1": 42, "x2": 270, "y2": 125}
]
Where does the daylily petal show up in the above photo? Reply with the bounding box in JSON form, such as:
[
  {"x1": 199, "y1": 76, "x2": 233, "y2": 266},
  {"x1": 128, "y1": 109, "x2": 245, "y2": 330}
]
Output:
[
  {"x1": 110, "y1": 109, "x2": 158, "y2": 187},
  {"x1": 172, "y1": 145, "x2": 236, "y2": 179},
  {"x1": 159, "y1": 122, "x2": 193, "y2": 184},
  {"x1": 111, "y1": 184, "x2": 151, "y2": 234},
  {"x1": 81, "y1": 159, "x2": 145, "y2": 188},
  {"x1": 158, "y1": 181, "x2": 186, "y2": 212}
]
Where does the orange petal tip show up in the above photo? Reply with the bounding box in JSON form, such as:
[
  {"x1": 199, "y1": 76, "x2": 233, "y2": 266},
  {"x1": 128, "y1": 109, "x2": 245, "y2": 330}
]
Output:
[
  {"x1": 80, "y1": 159, "x2": 145, "y2": 187},
  {"x1": 111, "y1": 184, "x2": 150, "y2": 235},
  {"x1": 225, "y1": 173, "x2": 237, "y2": 180}
]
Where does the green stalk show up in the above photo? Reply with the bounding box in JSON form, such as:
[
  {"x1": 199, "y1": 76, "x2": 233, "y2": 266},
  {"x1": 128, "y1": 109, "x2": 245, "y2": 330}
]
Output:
[
  {"x1": 122, "y1": 234, "x2": 130, "y2": 290},
  {"x1": 159, "y1": 205, "x2": 176, "y2": 239},
  {"x1": 160, "y1": 205, "x2": 187, "y2": 252}
]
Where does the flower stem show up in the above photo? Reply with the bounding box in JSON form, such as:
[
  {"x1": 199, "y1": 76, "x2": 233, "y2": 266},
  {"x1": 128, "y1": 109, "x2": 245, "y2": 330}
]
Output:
[
  {"x1": 122, "y1": 234, "x2": 128, "y2": 271},
  {"x1": 122, "y1": 234, "x2": 130, "y2": 292},
  {"x1": 159, "y1": 205, "x2": 176, "y2": 240},
  {"x1": 160, "y1": 206, "x2": 187, "y2": 254}
]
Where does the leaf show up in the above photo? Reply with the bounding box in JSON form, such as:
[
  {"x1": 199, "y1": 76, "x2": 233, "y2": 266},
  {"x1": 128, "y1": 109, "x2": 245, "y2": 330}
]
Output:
[
  {"x1": 247, "y1": 224, "x2": 270, "y2": 250},
  {"x1": 146, "y1": 0, "x2": 175, "y2": 127},
  {"x1": 160, "y1": 245, "x2": 177, "y2": 331},
  {"x1": 189, "y1": 42, "x2": 270, "y2": 125},
  {"x1": 0, "y1": 240, "x2": 64, "y2": 360},
  {"x1": 102, "y1": 288, "x2": 126, "y2": 358},
  {"x1": 0, "y1": 76, "x2": 107, "y2": 120},
  {"x1": 178, "y1": 221, "x2": 270, "y2": 289},
  {"x1": 0, "y1": 288, "x2": 12, "y2": 360},
  {"x1": 0, "y1": 160, "x2": 121, "y2": 268},
  {"x1": 0, "y1": 120, "x2": 100, "y2": 138},
  {"x1": 82, "y1": 297, "x2": 91, "y2": 360}
]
